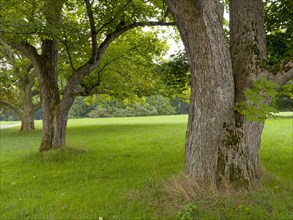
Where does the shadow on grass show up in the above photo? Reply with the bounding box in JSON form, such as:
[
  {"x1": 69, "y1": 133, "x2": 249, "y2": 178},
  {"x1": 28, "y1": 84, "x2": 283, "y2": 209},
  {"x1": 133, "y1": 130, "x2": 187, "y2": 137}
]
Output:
[{"x1": 22, "y1": 146, "x2": 91, "y2": 165}]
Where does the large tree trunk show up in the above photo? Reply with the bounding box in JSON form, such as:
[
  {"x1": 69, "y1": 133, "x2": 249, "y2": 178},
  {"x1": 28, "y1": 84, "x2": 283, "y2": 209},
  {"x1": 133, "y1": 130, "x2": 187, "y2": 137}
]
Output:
[
  {"x1": 165, "y1": 0, "x2": 235, "y2": 184},
  {"x1": 20, "y1": 111, "x2": 35, "y2": 131},
  {"x1": 36, "y1": 39, "x2": 63, "y2": 151},
  {"x1": 166, "y1": 0, "x2": 269, "y2": 188},
  {"x1": 220, "y1": 0, "x2": 268, "y2": 186}
]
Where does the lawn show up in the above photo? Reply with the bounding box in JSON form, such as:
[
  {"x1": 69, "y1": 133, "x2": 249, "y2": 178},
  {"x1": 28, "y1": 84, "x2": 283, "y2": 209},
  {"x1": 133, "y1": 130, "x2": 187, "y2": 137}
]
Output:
[{"x1": 0, "y1": 115, "x2": 292, "y2": 219}]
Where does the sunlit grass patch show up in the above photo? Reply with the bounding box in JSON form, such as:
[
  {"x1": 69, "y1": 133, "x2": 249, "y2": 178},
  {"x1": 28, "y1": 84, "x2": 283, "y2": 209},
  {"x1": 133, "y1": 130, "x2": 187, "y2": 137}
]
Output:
[{"x1": 0, "y1": 115, "x2": 292, "y2": 219}]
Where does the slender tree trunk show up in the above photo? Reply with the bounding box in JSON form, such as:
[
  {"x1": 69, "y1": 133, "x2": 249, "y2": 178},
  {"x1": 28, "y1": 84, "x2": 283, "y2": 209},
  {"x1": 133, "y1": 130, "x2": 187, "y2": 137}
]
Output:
[
  {"x1": 166, "y1": 0, "x2": 270, "y2": 188},
  {"x1": 19, "y1": 69, "x2": 37, "y2": 131}
]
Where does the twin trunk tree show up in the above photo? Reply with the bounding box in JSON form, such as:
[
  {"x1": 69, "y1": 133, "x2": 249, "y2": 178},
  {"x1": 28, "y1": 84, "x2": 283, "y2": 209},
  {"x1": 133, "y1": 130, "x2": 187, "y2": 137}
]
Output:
[
  {"x1": 0, "y1": 41, "x2": 40, "y2": 131},
  {"x1": 10, "y1": 0, "x2": 174, "y2": 151},
  {"x1": 165, "y1": 0, "x2": 292, "y2": 188}
]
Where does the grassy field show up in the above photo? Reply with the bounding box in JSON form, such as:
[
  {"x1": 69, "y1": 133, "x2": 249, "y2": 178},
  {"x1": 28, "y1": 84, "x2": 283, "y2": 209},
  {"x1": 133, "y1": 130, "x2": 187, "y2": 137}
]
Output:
[{"x1": 0, "y1": 115, "x2": 292, "y2": 219}]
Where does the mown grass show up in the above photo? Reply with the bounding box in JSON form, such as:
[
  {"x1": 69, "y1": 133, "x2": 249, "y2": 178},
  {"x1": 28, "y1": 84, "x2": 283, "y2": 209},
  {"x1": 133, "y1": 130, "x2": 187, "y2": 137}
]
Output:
[{"x1": 0, "y1": 115, "x2": 292, "y2": 219}]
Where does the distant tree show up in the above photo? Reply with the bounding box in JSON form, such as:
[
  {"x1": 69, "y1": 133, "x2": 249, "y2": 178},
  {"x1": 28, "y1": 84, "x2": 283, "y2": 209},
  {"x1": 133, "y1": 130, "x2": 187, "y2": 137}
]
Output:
[
  {"x1": 146, "y1": 95, "x2": 175, "y2": 115},
  {"x1": 68, "y1": 96, "x2": 96, "y2": 118},
  {"x1": 0, "y1": 40, "x2": 41, "y2": 130},
  {"x1": 274, "y1": 82, "x2": 293, "y2": 111},
  {"x1": 87, "y1": 95, "x2": 175, "y2": 118},
  {"x1": 171, "y1": 97, "x2": 189, "y2": 115}
]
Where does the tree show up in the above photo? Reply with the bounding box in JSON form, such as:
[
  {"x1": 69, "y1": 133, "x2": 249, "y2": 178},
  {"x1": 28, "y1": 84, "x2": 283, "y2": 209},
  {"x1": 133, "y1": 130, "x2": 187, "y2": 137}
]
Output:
[
  {"x1": 264, "y1": 0, "x2": 292, "y2": 65},
  {"x1": 155, "y1": 50, "x2": 190, "y2": 100},
  {"x1": 165, "y1": 0, "x2": 293, "y2": 188},
  {"x1": 0, "y1": 40, "x2": 41, "y2": 131},
  {"x1": 1, "y1": 0, "x2": 174, "y2": 151}
]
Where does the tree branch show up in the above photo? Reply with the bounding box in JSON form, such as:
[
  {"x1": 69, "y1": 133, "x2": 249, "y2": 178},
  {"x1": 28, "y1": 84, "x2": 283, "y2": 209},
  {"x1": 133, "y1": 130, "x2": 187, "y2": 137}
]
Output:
[
  {"x1": 33, "y1": 102, "x2": 42, "y2": 112},
  {"x1": 84, "y1": 0, "x2": 98, "y2": 63},
  {"x1": 96, "y1": 0, "x2": 133, "y2": 34},
  {"x1": 96, "y1": 21, "x2": 175, "y2": 64},
  {"x1": 0, "y1": 39, "x2": 16, "y2": 64},
  {"x1": 60, "y1": 33, "x2": 76, "y2": 70},
  {"x1": 0, "y1": 100, "x2": 21, "y2": 115},
  {"x1": 9, "y1": 42, "x2": 41, "y2": 67},
  {"x1": 62, "y1": 20, "x2": 175, "y2": 102},
  {"x1": 270, "y1": 61, "x2": 293, "y2": 86},
  {"x1": 98, "y1": 43, "x2": 144, "y2": 74}
]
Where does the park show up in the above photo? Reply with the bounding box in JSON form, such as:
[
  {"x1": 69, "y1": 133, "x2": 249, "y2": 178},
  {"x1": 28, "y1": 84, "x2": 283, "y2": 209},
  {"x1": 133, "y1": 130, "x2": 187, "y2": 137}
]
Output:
[{"x1": 0, "y1": 0, "x2": 292, "y2": 219}]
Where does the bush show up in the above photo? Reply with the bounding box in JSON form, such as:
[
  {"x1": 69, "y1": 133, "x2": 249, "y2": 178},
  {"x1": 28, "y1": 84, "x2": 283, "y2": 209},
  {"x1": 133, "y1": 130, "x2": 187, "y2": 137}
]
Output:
[{"x1": 88, "y1": 95, "x2": 175, "y2": 118}]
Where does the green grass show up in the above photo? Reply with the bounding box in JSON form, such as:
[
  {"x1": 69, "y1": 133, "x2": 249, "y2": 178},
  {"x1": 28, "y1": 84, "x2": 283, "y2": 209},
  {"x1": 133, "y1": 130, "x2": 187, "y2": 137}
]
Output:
[
  {"x1": 0, "y1": 115, "x2": 292, "y2": 219},
  {"x1": 272, "y1": 111, "x2": 293, "y2": 118},
  {"x1": 0, "y1": 121, "x2": 21, "y2": 126}
]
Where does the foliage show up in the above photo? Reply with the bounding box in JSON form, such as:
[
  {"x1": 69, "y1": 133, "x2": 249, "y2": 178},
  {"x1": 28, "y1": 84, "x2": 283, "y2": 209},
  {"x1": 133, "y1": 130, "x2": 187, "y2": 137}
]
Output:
[
  {"x1": 274, "y1": 95, "x2": 293, "y2": 111},
  {"x1": 264, "y1": 0, "x2": 293, "y2": 65},
  {"x1": 81, "y1": 29, "x2": 168, "y2": 98},
  {"x1": 171, "y1": 97, "x2": 189, "y2": 114},
  {"x1": 0, "y1": 116, "x2": 292, "y2": 219},
  {"x1": 87, "y1": 95, "x2": 175, "y2": 118},
  {"x1": 273, "y1": 81, "x2": 293, "y2": 111},
  {"x1": 0, "y1": 110, "x2": 19, "y2": 121},
  {"x1": 234, "y1": 78, "x2": 280, "y2": 122},
  {"x1": 68, "y1": 96, "x2": 96, "y2": 118},
  {"x1": 0, "y1": 41, "x2": 40, "y2": 121},
  {"x1": 178, "y1": 203, "x2": 199, "y2": 220},
  {"x1": 155, "y1": 50, "x2": 190, "y2": 100}
]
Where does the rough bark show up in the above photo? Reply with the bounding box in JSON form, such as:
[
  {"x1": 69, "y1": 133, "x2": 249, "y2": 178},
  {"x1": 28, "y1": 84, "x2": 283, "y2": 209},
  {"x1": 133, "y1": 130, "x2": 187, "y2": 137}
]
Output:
[
  {"x1": 165, "y1": 0, "x2": 235, "y2": 184},
  {"x1": 220, "y1": 0, "x2": 268, "y2": 187},
  {"x1": 36, "y1": 39, "x2": 63, "y2": 151},
  {"x1": 165, "y1": 0, "x2": 290, "y2": 188}
]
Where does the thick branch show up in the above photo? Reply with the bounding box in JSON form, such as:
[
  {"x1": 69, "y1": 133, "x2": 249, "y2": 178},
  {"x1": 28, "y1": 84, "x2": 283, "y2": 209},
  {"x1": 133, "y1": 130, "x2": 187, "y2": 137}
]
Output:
[
  {"x1": 96, "y1": 21, "x2": 175, "y2": 63},
  {"x1": 0, "y1": 39, "x2": 16, "y2": 64},
  {"x1": 64, "y1": 20, "x2": 175, "y2": 98},
  {"x1": 0, "y1": 100, "x2": 21, "y2": 115},
  {"x1": 33, "y1": 102, "x2": 42, "y2": 112},
  {"x1": 84, "y1": 0, "x2": 98, "y2": 63},
  {"x1": 9, "y1": 42, "x2": 41, "y2": 67},
  {"x1": 270, "y1": 61, "x2": 293, "y2": 86},
  {"x1": 62, "y1": 20, "x2": 175, "y2": 103}
]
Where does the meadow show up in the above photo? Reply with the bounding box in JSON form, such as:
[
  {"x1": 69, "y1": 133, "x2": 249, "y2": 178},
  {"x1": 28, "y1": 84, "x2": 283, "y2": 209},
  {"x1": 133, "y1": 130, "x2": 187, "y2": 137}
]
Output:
[{"x1": 0, "y1": 115, "x2": 292, "y2": 219}]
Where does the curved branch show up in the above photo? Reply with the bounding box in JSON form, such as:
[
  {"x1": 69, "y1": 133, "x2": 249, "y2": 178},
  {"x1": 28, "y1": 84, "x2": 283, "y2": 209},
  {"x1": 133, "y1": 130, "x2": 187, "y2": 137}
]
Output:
[
  {"x1": 0, "y1": 39, "x2": 16, "y2": 64},
  {"x1": 9, "y1": 42, "x2": 41, "y2": 67},
  {"x1": 62, "y1": 20, "x2": 175, "y2": 103},
  {"x1": 33, "y1": 102, "x2": 42, "y2": 112},
  {"x1": 270, "y1": 61, "x2": 293, "y2": 86},
  {"x1": 0, "y1": 100, "x2": 21, "y2": 115},
  {"x1": 96, "y1": 21, "x2": 175, "y2": 64}
]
